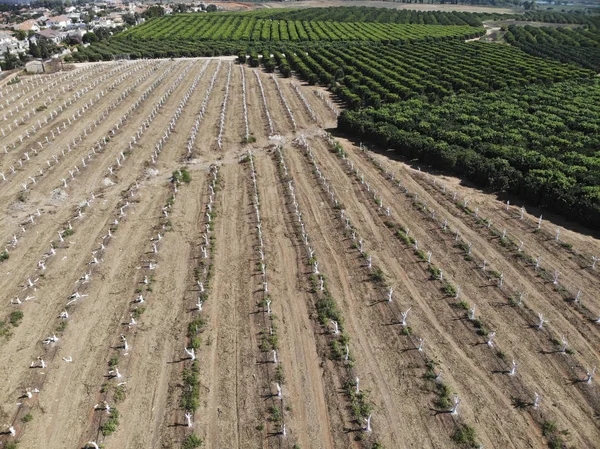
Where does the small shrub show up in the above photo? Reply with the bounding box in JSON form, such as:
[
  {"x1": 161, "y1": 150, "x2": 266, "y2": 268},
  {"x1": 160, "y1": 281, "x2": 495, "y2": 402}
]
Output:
[
  {"x1": 55, "y1": 321, "x2": 68, "y2": 333},
  {"x1": 269, "y1": 405, "x2": 282, "y2": 423},
  {"x1": 542, "y1": 421, "x2": 557, "y2": 437},
  {"x1": 63, "y1": 228, "x2": 75, "y2": 237},
  {"x1": 0, "y1": 321, "x2": 10, "y2": 338},
  {"x1": 415, "y1": 249, "x2": 427, "y2": 260},
  {"x1": 370, "y1": 267, "x2": 385, "y2": 284},
  {"x1": 429, "y1": 265, "x2": 441, "y2": 280},
  {"x1": 456, "y1": 301, "x2": 469, "y2": 310},
  {"x1": 442, "y1": 282, "x2": 457, "y2": 297},
  {"x1": 5, "y1": 443, "x2": 19, "y2": 449},
  {"x1": 100, "y1": 409, "x2": 120, "y2": 436},
  {"x1": 10, "y1": 310, "x2": 24, "y2": 326},
  {"x1": 275, "y1": 364, "x2": 285, "y2": 384},
  {"x1": 113, "y1": 384, "x2": 126, "y2": 402},
  {"x1": 256, "y1": 423, "x2": 265, "y2": 431},
  {"x1": 21, "y1": 413, "x2": 33, "y2": 423},
  {"x1": 0, "y1": 250, "x2": 9, "y2": 262},
  {"x1": 181, "y1": 434, "x2": 203, "y2": 449},
  {"x1": 423, "y1": 361, "x2": 437, "y2": 380},
  {"x1": 190, "y1": 336, "x2": 202, "y2": 349},
  {"x1": 108, "y1": 355, "x2": 119, "y2": 368},
  {"x1": 172, "y1": 168, "x2": 191, "y2": 183},
  {"x1": 188, "y1": 317, "x2": 206, "y2": 338},
  {"x1": 559, "y1": 241, "x2": 572, "y2": 250},
  {"x1": 452, "y1": 424, "x2": 478, "y2": 447},
  {"x1": 435, "y1": 382, "x2": 453, "y2": 409},
  {"x1": 132, "y1": 306, "x2": 146, "y2": 318},
  {"x1": 547, "y1": 437, "x2": 564, "y2": 449}
]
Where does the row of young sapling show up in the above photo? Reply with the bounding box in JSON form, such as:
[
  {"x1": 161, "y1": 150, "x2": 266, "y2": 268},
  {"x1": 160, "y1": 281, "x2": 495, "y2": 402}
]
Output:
[
  {"x1": 186, "y1": 61, "x2": 221, "y2": 157},
  {"x1": 2, "y1": 60, "x2": 172, "y2": 264},
  {"x1": 291, "y1": 83, "x2": 317, "y2": 123},
  {"x1": 352, "y1": 143, "x2": 600, "y2": 384},
  {"x1": 216, "y1": 62, "x2": 232, "y2": 150},
  {"x1": 0, "y1": 59, "x2": 159, "y2": 212},
  {"x1": 3, "y1": 176, "x2": 135, "y2": 444},
  {"x1": 324, "y1": 136, "x2": 596, "y2": 447},
  {"x1": 0, "y1": 62, "x2": 109, "y2": 137},
  {"x1": 1, "y1": 180, "x2": 96, "y2": 438},
  {"x1": 4, "y1": 60, "x2": 169, "y2": 281},
  {"x1": 90, "y1": 172, "x2": 179, "y2": 445},
  {"x1": 245, "y1": 150, "x2": 291, "y2": 440},
  {"x1": 293, "y1": 135, "x2": 477, "y2": 443},
  {"x1": 1, "y1": 62, "x2": 117, "y2": 139},
  {"x1": 1, "y1": 61, "x2": 201, "y2": 443},
  {"x1": 275, "y1": 141, "x2": 376, "y2": 441},
  {"x1": 313, "y1": 90, "x2": 339, "y2": 117},
  {"x1": 1, "y1": 60, "x2": 143, "y2": 159},
  {"x1": 89, "y1": 62, "x2": 209, "y2": 444},
  {"x1": 176, "y1": 164, "x2": 219, "y2": 449},
  {"x1": 271, "y1": 74, "x2": 297, "y2": 133},
  {"x1": 409, "y1": 167, "x2": 600, "y2": 325},
  {"x1": 2, "y1": 61, "x2": 176, "y2": 334},
  {"x1": 240, "y1": 65, "x2": 250, "y2": 142},
  {"x1": 0, "y1": 66, "x2": 96, "y2": 141},
  {"x1": 0, "y1": 65, "x2": 90, "y2": 112},
  {"x1": 254, "y1": 69, "x2": 275, "y2": 136},
  {"x1": 353, "y1": 138, "x2": 597, "y2": 369},
  {"x1": 321, "y1": 135, "x2": 538, "y2": 443},
  {"x1": 1, "y1": 62, "x2": 130, "y2": 178}
]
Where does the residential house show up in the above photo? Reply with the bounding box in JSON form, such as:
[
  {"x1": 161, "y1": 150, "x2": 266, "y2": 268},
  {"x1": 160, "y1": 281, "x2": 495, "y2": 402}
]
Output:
[
  {"x1": 37, "y1": 28, "x2": 64, "y2": 44},
  {"x1": 46, "y1": 15, "x2": 70, "y2": 29},
  {"x1": 0, "y1": 30, "x2": 28, "y2": 56},
  {"x1": 15, "y1": 19, "x2": 39, "y2": 32}
]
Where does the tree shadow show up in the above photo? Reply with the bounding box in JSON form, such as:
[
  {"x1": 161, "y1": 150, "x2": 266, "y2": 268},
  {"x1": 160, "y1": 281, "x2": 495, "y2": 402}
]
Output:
[
  {"x1": 430, "y1": 408, "x2": 453, "y2": 416},
  {"x1": 383, "y1": 320, "x2": 402, "y2": 326},
  {"x1": 266, "y1": 430, "x2": 286, "y2": 438},
  {"x1": 256, "y1": 359, "x2": 274, "y2": 365},
  {"x1": 343, "y1": 426, "x2": 364, "y2": 434},
  {"x1": 567, "y1": 377, "x2": 588, "y2": 385},
  {"x1": 367, "y1": 299, "x2": 388, "y2": 307},
  {"x1": 166, "y1": 358, "x2": 186, "y2": 365},
  {"x1": 511, "y1": 397, "x2": 532, "y2": 409},
  {"x1": 539, "y1": 349, "x2": 563, "y2": 355}
]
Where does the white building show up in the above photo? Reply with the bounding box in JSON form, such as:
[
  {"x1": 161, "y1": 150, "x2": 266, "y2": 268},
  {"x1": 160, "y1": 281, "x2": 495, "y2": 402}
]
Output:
[
  {"x1": 46, "y1": 15, "x2": 70, "y2": 29},
  {"x1": 0, "y1": 31, "x2": 29, "y2": 56}
]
